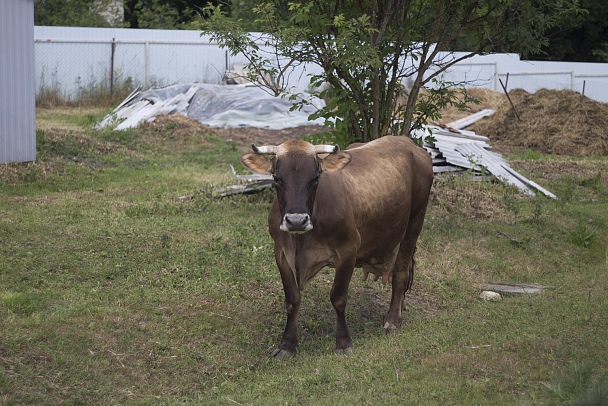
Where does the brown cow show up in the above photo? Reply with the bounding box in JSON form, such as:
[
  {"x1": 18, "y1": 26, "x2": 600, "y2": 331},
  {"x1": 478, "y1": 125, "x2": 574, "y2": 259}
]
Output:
[{"x1": 241, "y1": 135, "x2": 433, "y2": 357}]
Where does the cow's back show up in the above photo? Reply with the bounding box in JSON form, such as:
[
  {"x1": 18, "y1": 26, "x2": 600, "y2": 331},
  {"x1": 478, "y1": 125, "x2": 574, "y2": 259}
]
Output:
[
  {"x1": 313, "y1": 136, "x2": 433, "y2": 261},
  {"x1": 321, "y1": 136, "x2": 432, "y2": 219}
]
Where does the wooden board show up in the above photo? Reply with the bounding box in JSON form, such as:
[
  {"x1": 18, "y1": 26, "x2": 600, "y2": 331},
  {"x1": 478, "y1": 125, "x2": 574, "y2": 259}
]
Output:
[
  {"x1": 213, "y1": 180, "x2": 273, "y2": 198},
  {"x1": 477, "y1": 282, "x2": 550, "y2": 295}
]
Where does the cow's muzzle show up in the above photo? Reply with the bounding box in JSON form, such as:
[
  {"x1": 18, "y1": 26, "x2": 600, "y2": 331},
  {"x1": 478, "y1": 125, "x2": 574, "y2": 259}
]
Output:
[{"x1": 280, "y1": 213, "x2": 313, "y2": 234}]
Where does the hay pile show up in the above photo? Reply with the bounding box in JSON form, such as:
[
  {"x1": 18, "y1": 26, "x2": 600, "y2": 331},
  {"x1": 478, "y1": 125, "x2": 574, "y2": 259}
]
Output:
[
  {"x1": 438, "y1": 87, "x2": 506, "y2": 123},
  {"x1": 469, "y1": 88, "x2": 608, "y2": 157}
]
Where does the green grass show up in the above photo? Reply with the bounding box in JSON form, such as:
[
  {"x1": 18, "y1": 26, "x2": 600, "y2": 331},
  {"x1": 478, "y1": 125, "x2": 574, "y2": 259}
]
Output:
[{"x1": 1, "y1": 109, "x2": 607, "y2": 405}]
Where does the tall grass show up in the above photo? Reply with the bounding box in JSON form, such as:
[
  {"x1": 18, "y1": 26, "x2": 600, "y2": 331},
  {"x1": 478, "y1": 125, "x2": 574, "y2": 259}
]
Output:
[{"x1": 36, "y1": 70, "x2": 138, "y2": 108}]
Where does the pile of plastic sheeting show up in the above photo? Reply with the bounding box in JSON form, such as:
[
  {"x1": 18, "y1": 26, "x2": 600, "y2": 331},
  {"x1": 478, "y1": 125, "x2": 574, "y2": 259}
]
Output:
[{"x1": 96, "y1": 83, "x2": 326, "y2": 131}]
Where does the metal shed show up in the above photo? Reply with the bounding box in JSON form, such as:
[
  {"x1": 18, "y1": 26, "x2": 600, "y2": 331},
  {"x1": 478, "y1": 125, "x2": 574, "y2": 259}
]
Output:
[{"x1": 1, "y1": 0, "x2": 36, "y2": 164}]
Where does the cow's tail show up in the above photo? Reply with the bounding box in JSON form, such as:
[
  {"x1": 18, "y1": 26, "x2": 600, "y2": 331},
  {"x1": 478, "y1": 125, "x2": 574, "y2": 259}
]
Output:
[{"x1": 406, "y1": 246, "x2": 416, "y2": 292}]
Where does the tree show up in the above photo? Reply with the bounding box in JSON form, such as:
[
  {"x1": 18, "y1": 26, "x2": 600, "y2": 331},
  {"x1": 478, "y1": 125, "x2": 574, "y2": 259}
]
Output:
[
  {"x1": 530, "y1": 0, "x2": 607, "y2": 62},
  {"x1": 124, "y1": 0, "x2": 211, "y2": 29},
  {"x1": 34, "y1": 0, "x2": 211, "y2": 30},
  {"x1": 200, "y1": 0, "x2": 583, "y2": 146},
  {"x1": 35, "y1": 0, "x2": 123, "y2": 27},
  {"x1": 527, "y1": 0, "x2": 604, "y2": 62}
]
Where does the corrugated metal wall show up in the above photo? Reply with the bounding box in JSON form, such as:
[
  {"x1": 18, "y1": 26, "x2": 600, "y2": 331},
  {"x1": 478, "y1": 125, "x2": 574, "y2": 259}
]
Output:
[{"x1": 1, "y1": 0, "x2": 37, "y2": 164}]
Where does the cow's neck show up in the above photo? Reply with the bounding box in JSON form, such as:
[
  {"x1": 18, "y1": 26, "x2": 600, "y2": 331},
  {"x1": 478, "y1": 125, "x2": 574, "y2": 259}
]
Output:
[{"x1": 290, "y1": 233, "x2": 317, "y2": 291}]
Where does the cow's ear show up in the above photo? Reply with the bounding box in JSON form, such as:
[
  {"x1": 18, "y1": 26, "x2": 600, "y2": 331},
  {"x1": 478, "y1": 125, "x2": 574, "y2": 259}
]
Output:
[
  {"x1": 320, "y1": 151, "x2": 351, "y2": 173},
  {"x1": 241, "y1": 153, "x2": 273, "y2": 174}
]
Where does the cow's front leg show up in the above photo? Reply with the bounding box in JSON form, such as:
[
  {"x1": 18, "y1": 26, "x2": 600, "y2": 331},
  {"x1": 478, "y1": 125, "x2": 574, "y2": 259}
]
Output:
[
  {"x1": 330, "y1": 261, "x2": 355, "y2": 355},
  {"x1": 270, "y1": 252, "x2": 300, "y2": 358}
]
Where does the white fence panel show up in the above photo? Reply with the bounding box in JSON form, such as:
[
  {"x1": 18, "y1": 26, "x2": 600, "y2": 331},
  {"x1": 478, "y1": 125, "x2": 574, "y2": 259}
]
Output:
[
  {"x1": 36, "y1": 40, "x2": 112, "y2": 95},
  {"x1": 446, "y1": 55, "x2": 608, "y2": 102},
  {"x1": 498, "y1": 71, "x2": 575, "y2": 92},
  {"x1": 439, "y1": 62, "x2": 498, "y2": 89},
  {"x1": 573, "y1": 75, "x2": 608, "y2": 102},
  {"x1": 34, "y1": 26, "x2": 608, "y2": 103}
]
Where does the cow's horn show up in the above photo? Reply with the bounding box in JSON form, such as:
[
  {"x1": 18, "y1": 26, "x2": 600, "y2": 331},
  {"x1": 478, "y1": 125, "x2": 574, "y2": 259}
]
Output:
[
  {"x1": 252, "y1": 144, "x2": 278, "y2": 154},
  {"x1": 315, "y1": 144, "x2": 339, "y2": 154}
]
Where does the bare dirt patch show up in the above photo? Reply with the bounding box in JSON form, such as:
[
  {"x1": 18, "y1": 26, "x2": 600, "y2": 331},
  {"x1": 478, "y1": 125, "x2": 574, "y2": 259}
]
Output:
[
  {"x1": 140, "y1": 115, "x2": 209, "y2": 141},
  {"x1": 203, "y1": 124, "x2": 330, "y2": 147},
  {"x1": 139, "y1": 114, "x2": 330, "y2": 149}
]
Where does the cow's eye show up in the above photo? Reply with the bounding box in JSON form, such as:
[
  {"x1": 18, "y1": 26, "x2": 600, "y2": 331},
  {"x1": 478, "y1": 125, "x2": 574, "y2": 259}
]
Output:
[
  {"x1": 309, "y1": 177, "x2": 319, "y2": 187},
  {"x1": 272, "y1": 175, "x2": 281, "y2": 183}
]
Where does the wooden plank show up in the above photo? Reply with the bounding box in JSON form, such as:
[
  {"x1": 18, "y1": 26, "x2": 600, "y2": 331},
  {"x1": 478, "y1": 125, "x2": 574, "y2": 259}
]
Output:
[
  {"x1": 430, "y1": 127, "x2": 491, "y2": 143},
  {"x1": 213, "y1": 180, "x2": 273, "y2": 198},
  {"x1": 477, "y1": 283, "x2": 550, "y2": 295},
  {"x1": 502, "y1": 166, "x2": 558, "y2": 199},
  {"x1": 235, "y1": 173, "x2": 272, "y2": 182},
  {"x1": 433, "y1": 165, "x2": 463, "y2": 173},
  {"x1": 455, "y1": 142, "x2": 535, "y2": 196},
  {"x1": 446, "y1": 109, "x2": 495, "y2": 130},
  {"x1": 113, "y1": 86, "x2": 142, "y2": 112}
]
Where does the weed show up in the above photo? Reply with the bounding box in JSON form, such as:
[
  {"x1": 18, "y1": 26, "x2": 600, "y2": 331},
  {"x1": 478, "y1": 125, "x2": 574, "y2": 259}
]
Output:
[
  {"x1": 532, "y1": 198, "x2": 543, "y2": 223},
  {"x1": 36, "y1": 67, "x2": 136, "y2": 108},
  {"x1": 570, "y1": 221, "x2": 599, "y2": 248},
  {"x1": 578, "y1": 171, "x2": 604, "y2": 193},
  {"x1": 512, "y1": 148, "x2": 544, "y2": 160},
  {"x1": 502, "y1": 187, "x2": 522, "y2": 237},
  {"x1": 543, "y1": 361, "x2": 608, "y2": 405},
  {"x1": 0, "y1": 291, "x2": 45, "y2": 315},
  {"x1": 556, "y1": 176, "x2": 577, "y2": 203}
]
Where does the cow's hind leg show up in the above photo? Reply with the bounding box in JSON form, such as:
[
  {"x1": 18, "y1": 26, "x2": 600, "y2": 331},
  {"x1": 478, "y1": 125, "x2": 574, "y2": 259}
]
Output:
[
  {"x1": 330, "y1": 260, "x2": 356, "y2": 354},
  {"x1": 384, "y1": 208, "x2": 426, "y2": 334}
]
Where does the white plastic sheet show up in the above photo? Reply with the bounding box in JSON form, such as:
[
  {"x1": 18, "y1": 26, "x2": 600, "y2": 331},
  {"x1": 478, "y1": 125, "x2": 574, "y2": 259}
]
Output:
[{"x1": 97, "y1": 83, "x2": 326, "y2": 130}]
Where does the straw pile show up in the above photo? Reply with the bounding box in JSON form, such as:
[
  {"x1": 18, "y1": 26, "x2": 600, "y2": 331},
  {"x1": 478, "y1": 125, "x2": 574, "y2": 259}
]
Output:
[
  {"x1": 438, "y1": 87, "x2": 506, "y2": 123},
  {"x1": 469, "y1": 88, "x2": 608, "y2": 157}
]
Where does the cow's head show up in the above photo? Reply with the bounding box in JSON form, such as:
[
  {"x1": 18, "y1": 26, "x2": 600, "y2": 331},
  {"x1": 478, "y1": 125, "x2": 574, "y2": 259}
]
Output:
[{"x1": 241, "y1": 140, "x2": 351, "y2": 234}]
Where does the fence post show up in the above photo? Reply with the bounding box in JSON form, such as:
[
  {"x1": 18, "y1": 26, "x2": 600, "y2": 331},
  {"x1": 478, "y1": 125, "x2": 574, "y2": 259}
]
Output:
[
  {"x1": 570, "y1": 71, "x2": 574, "y2": 90},
  {"x1": 110, "y1": 37, "x2": 116, "y2": 97},
  {"x1": 145, "y1": 41, "x2": 150, "y2": 88}
]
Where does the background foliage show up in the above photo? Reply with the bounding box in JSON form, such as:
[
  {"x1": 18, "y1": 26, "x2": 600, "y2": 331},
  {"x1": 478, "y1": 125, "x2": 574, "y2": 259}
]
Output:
[
  {"x1": 34, "y1": 0, "x2": 124, "y2": 27},
  {"x1": 200, "y1": 0, "x2": 583, "y2": 146},
  {"x1": 35, "y1": 0, "x2": 607, "y2": 62}
]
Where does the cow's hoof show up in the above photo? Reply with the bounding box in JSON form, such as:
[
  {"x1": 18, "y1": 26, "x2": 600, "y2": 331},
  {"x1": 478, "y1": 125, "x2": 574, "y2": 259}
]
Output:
[
  {"x1": 335, "y1": 346, "x2": 354, "y2": 356},
  {"x1": 383, "y1": 322, "x2": 399, "y2": 335},
  {"x1": 269, "y1": 348, "x2": 296, "y2": 359}
]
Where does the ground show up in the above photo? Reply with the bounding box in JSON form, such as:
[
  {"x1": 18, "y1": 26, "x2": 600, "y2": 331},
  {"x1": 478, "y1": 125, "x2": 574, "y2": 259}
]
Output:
[
  {"x1": 149, "y1": 87, "x2": 608, "y2": 157},
  {"x1": 1, "y1": 89, "x2": 607, "y2": 405}
]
